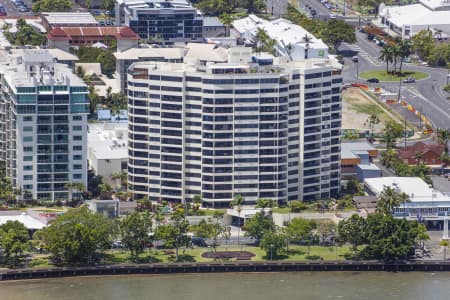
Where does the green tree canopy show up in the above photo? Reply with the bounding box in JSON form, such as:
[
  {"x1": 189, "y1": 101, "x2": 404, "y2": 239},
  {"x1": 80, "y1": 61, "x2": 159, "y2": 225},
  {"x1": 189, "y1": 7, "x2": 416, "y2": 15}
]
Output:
[
  {"x1": 0, "y1": 221, "x2": 29, "y2": 266},
  {"x1": 120, "y1": 212, "x2": 152, "y2": 257},
  {"x1": 35, "y1": 207, "x2": 115, "y2": 265},
  {"x1": 360, "y1": 213, "x2": 419, "y2": 261},
  {"x1": 32, "y1": 0, "x2": 72, "y2": 12},
  {"x1": 376, "y1": 186, "x2": 410, "y2": 215},
  {"x1": 243, "y1": 212, "x2": 275, "y2": 243},
  {"x1": 154, "y1": 208, "x2": 190, "y2": 261},
  {"x1": 260, "y1": 229, "x2": 285, "y2": 259},
  {"x1": 321, "y1": 19, "x2": 356, "y2": 51},
  {"x1": 383, "y1": 121, "x2": 403, "y2": 148},
  {"x1": 337, "y1": 214, "x2": 366, "y2": 253},
  {"x1": 285, "y1": 217, "x2": 314, "y2": 244},
  {"x1": 412, "y1": 29, "x2": 434, "y2": 60}
]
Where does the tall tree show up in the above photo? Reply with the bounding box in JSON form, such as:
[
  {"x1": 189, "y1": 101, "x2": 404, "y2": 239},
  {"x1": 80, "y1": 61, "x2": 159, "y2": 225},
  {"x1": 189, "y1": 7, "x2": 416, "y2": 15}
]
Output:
[
  {"x1": 119, "y1": 212, "x2": 152, "y2": 257},
  {"x1": 64, "y1": 182, "x2": 86, "y2": 204},
  {"x1": 321, "y1": 19, "x2": 356, "y2": 51},
  {"x1": 154, "y1": 208, "x2": 190, "y2": 261},
  {"x1": 243, "y1": 212, "x2": 274, "y2": 244},
  {"x1": 361, "y1": 213, "x2": 419, "y2": 261},
  {"x1": 0, "y1": 221, "x2": 29, "y2": 266},
  {"x1": 285, "y1": 217, "x2": 314, "y2": 244},
  {"x1": 35, "y1": 207, "x2": 114, "y2": 265},
  {"x1": 411, "y1": 29, "x2": 434, "y2": 60},
  {"x1": 379, "y1": 45, "x2": 394, "y2": 74},
  {"x1": 398, "y1": 39, "x2": 412, "y2": 75},
  {"x1": 231, "y1": 194, "x2": 245, "y2": 247},
  {"x1": 337, "y1": 214, "x2": 366, "y2": 253},
  {"x1": 260, "y1": 228, "x2": 285, "y2": 260}
]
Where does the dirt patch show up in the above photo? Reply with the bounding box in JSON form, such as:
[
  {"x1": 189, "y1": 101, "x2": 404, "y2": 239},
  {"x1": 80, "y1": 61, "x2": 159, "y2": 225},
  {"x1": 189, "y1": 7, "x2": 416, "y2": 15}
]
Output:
[{"x1": 342, "y1": 88, "x2": 393, "y2": 133}]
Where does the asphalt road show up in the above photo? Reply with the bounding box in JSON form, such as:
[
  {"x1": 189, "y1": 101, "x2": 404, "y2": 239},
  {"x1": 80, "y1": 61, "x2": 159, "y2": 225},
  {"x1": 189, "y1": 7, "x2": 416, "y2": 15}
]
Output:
[
  {"x1": 0, "y1": 0, "x2": 33, "y2": 16},
  {"x1": 340, "y1": 31, "x2": 450, "y2": 130}
]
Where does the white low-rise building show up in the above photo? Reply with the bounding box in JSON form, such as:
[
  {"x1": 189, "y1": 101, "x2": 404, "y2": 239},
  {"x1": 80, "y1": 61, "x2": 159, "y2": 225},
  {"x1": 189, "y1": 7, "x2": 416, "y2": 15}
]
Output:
[
  {"x1": 232, "y1": 14, "x2": 329, "y2": 60},
  {"x1": 378, "y1": 0, "x2": 450, "y2": 40},
  {"x1": 88, "y1": 123, "x2": 128, "y2": 188},
  {"x1": 365, "y1": 177, "x2": 450, "y2": 224}
]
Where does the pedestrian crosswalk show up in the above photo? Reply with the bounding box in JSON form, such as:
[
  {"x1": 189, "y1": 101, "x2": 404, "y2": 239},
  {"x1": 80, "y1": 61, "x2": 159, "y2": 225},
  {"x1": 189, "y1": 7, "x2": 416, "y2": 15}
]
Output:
[{"x1": 342, "y1": 43, "x2": 382, "y2": 66}]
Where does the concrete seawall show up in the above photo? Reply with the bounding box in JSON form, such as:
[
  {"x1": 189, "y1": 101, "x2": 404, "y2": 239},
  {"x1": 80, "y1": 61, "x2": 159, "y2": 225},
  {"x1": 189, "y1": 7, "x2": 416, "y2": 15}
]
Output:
[{"x1": 2, "y1": 261, "x2": 450, "y2": 281}]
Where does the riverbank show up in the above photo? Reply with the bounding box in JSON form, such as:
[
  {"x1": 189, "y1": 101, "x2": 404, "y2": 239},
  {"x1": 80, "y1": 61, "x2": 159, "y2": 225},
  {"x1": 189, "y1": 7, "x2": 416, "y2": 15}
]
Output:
[{"x1": 2, "y1": 260, "x2": 450, "y2": 281}]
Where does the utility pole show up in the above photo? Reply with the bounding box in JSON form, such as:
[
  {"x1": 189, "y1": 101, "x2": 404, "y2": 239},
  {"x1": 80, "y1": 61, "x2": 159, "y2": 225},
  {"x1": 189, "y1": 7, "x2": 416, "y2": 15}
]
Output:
[{"x1": 397, "y1": 77, "x2": 407, "y2": 148}]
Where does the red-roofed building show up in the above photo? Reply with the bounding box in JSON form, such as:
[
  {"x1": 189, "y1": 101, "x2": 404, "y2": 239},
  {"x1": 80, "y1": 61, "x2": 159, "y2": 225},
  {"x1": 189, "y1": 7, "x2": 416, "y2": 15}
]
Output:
[
  {"x1": 398, "y1": 141, "x2": 445, "y2": 166},
  {"x1": 47, "y1": 26, "x2": 139, "y2": 52}
]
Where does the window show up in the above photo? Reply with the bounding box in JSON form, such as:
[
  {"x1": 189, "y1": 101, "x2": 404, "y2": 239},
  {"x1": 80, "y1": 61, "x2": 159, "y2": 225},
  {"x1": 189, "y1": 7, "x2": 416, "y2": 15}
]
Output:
[
  {"x1": 23, "y1": 126, "x2": 33, "y2": 132},
  {"x1": 23, "y1": 146, "x2": 33, "y2": 152},
  {"x1": 23, "y1": 165, "x2": 33, "y2": 171},
  {"x1": 72, "y1": 125, "x2": 82, "y2": 131},
  {"x1": 73, "y1": 116, "x2": 82, "y2": 121},
  {"x1": 23, "y1": 175, "x2": 33, "y2": 180},
  {"x1": 73, "y1": 155, "x2": 82, "y2": 160},
  {"x1": 23, "y1": 136, "x2": 33, "y2": 142},
  {"x1": 73, "y1": 174, "x2": 82, "y2": 179},
  {"x1": 73, "y1": 164, "x2": 82, "y2": 170},
  {"x1": 23, "y1": 184, "x2": 33, "y2": 190},
  {"x1": 73, "y1": 145, "x2": 82, "y2": 151},
  {"x1": 73, "y1": 135, "x2": 82, "y2": 141},
  {"x1": 23, "y1": 116, "x2": 33, "y2": 122},
  {"x1": 23, "y1": 156, "x2": 33, "y2": 161}
]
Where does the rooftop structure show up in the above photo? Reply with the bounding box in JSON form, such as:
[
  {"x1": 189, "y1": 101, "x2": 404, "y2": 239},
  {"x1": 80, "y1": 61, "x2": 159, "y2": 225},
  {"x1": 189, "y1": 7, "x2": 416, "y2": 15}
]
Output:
[
  {"x1": 232, "y1": 15, "x2": 329, "y2": 60},
  {"x1": 341, "y1": 141, "x2": 380, "y2": 181},
  {"x1": 88, "y1": 123, "x2": 128, "y2": 188},
  {"x1": 364, "y1": 177, "x2": 450, "y2": 222},
  {"x1": 116, "y1": 0, "x2": 203, "y2": 42},
  {"x1": 0, "y1": 212, "x2": 46, "y2": 230},
  {"x1": 398, "y1": 141, "x2": 445, "y2": 167},
  {"x1": 378, "y1": 1, "x2": 450, "y2": 39},
  {"x1": 47, "y1": 26, "x2": 139, "y2": 52},
  {"x1": 40, "y1": 12, "x2": 99, "y2": 30}
]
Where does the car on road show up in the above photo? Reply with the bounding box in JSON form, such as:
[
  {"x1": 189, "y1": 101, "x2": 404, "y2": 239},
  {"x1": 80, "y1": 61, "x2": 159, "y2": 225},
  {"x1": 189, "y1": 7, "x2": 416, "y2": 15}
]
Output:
[
  {"x1": 18, "y1": 5, "x2": 29, "y2": 12},
  {"x1": 403, "y1": 77, "x2": 415, "y2": 83},
  {"x1": 367, "y1": 78, "x2": 379, "y2": 83},
  {"x1": 352, "y1": 56, "x2": 359, "y2": 62},
  {"x1": 402, "y1": 57, "x2": 411, "y2": 63},
  {"x1": 329, "y1": 13, "x2": 337, "y2": 19}
]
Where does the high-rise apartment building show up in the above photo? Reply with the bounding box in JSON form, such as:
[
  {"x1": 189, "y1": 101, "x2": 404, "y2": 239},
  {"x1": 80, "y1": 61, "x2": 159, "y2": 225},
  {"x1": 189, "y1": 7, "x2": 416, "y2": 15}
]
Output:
[
  {"x1": 127, "y1": 46, "x2": 342, "y2": 206},
  {"x1": 116, "y1": 0, "x2": 203, "y2": 43},
  {"x1": 0, "y1": 50, "x2": 89, "y2": 201}
]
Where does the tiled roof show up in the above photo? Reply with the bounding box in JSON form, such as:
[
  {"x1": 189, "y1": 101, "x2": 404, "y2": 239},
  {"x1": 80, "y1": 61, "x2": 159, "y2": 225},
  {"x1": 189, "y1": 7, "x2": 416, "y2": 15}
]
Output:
[
  {"x1": 47, "y1": 26, "x2": 140, "y2": 41},
  {"x1": 398, "y1": 142, "x2": 445, "y2": 159}
]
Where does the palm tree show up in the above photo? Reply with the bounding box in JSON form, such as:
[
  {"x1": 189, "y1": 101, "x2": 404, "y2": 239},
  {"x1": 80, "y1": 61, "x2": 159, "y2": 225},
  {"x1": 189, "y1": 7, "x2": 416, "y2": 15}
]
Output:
[
  {"x1": 391, "y1": 44, "x2": 401, "y2": 74},
  {"x1": 192, "y1": 194, "x2": 202, "y2": 211},
  {"x1": 376, "y1": 186, "x2": 410, "y2": 215},
  {"x1": 365, "y1": 114, "x2": 380, "y2": 138},
  {"x1": 231, "y1": 194, "x2": 245, "y2": 248},
  {"x1": 379, "y1": 45, "x2": 394, "y2": 74},
  {"x1": 220, "y1": 13, "x2": 232, "y2": 37},
  {"x1": 437, "y1": 128, "x2": 449, "y2": 153},
  {"x1": 303, "y1": 34, "x2": 311, "y2": 59},
  {"x1": 381, "y1": 148, "x2": 398, "y2": 169},
  {"x1": 398, "y1": 40, "x2": 411, "y2": 75},
  {"x1": 110, "y1": 171, "x2": 127, "y2": 191},
  {"x1": 64, "y1": 182, "x2": 86, "y2": 206}
]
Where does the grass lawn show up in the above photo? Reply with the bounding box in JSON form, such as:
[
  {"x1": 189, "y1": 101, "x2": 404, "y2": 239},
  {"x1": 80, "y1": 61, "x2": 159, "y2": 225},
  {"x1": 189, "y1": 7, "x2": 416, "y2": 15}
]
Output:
[
  {"x1": 359, "y1": 70, "x2": 428, "y2": 81},
  {"x1": 28, "y1": 245, "x2": 353, "y2": 268}
]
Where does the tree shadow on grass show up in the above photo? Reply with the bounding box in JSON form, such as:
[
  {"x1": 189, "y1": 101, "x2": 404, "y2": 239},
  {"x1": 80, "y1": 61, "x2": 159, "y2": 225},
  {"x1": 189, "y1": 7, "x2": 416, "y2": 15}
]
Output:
[
  {"x1": 286, "y1": 249, "x2": 307, "y2": 256},
  {"x1": 168, "y1": 254, "x2": 196, "y2": 263}
]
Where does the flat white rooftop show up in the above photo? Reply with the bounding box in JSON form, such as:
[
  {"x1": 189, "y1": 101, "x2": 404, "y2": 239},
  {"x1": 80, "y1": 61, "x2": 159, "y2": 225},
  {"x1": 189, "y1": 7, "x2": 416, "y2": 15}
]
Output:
[
  {"x1": 365, "y1": 177, "x2": 450, "y2": 202},
  {"x1": 88, "y1": 123, "x2": 128, "y2": 160},
  {"x1": 42, "y1": 12, "x2": 98, "y2": 25},
  {"x1": 0, "y1": 213, "x2": 46, "y2": 230}
]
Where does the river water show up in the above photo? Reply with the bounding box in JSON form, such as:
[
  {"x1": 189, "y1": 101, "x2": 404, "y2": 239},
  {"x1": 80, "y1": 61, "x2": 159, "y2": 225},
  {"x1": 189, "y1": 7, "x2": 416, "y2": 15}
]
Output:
[{"x1": 1, "y1": 272, "x2": 450, "y2": 300}]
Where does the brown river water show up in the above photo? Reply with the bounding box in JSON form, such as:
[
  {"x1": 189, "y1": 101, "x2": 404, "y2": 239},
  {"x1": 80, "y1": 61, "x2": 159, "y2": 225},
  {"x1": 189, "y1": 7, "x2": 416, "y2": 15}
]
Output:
[{"x1": 1, "y1": 272, "x2": 450, "y2": 300}]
